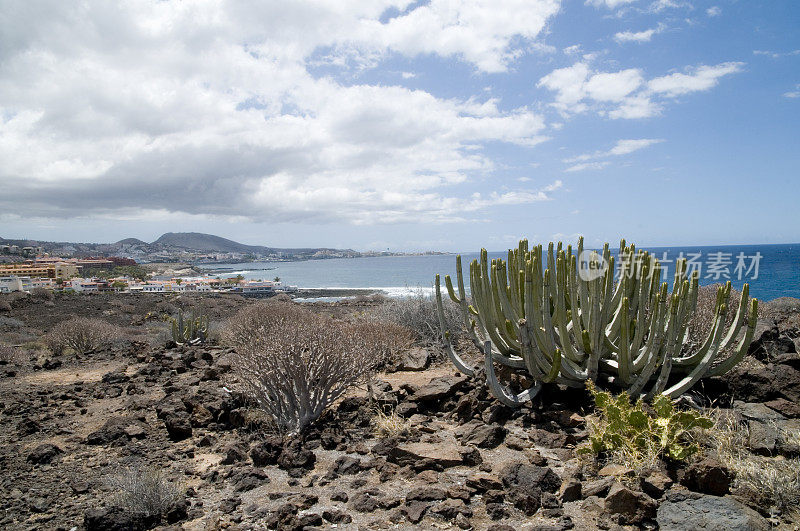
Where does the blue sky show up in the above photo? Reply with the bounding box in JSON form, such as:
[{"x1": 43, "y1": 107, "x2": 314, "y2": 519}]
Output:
[{"x1": 0, "y1": 0, "x2": 798, "y2": 251}]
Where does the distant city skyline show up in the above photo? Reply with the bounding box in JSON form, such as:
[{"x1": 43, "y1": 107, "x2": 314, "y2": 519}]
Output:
[{"x1": 1, "y1": 1, "x2": 798, "y2": 252}]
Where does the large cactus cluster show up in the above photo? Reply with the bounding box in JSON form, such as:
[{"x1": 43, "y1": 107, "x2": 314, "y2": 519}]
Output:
[
  {"x1": 435, "y1": 237, "x2": 758, "y2": 406},
  {"x1": 169, "y1": 309, "x2": 209, "y2": 345}
]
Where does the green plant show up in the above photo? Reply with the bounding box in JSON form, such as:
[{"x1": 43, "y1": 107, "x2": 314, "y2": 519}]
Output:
[
  {"x1": 578, "y1": 382, "x2": 713, "y2": 465},
  {"x1": 435, "y1": 237, "x2": 758, "y2": 405},
  {"x1": 169, "y1": 309, "x2": 208, "y2": 345}
]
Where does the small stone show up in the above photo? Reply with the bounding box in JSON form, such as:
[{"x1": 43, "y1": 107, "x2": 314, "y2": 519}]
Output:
[
  {"x1": 680, "y1": 457, "x2": 732, "y2": 496},
  {"x1": 641, "y1": 471, "x2": 673, "y2": 499},
  {"x1": 604, "y1": 482, "x2": 656, "y2": 525},
  {"x1": 27, "y1": 443, "x2": 62, "y2": 465},
  {"x1": 559, "y1": 477, "x2": 582, "y2": 502},
  {"x1": 598, "y1": 463, "x2": 634, "y2": 477}
]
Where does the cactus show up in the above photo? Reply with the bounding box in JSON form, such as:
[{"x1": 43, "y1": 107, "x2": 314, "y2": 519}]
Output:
[
  {"x1": 435, "y1": 237, "x2": 758, "y2": 405},
  {"x1": 169, "y1": 309, "x2": 209, "y2": 345}
]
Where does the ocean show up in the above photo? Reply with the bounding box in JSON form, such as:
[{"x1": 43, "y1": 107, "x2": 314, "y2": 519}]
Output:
[{"x1": 207, "y1": 243, "x2": 800, "y2": 302}]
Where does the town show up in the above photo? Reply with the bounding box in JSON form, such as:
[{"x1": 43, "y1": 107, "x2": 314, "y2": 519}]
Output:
[{"x1": 0, "y1": 255, "x2": 296, "y2": 296}]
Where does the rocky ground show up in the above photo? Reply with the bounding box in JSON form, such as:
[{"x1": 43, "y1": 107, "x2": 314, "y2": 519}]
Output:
[{"x1": 0, "y1": 292, "x2": 799, "y2": 530}]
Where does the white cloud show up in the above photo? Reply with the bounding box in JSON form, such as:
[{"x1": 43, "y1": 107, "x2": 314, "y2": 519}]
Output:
[
  {"x1": 537, "y1": 62, "x2": 591, "y2": 113},
  {"x1": 784, "y1": 85, "x2": 800, "y2": 98},
  {"x1": 754, "y1": 49, "x2": 800, "y2": 59},
  {"x1": 650, "y1": 0, "x2": 691, "y2": 12},
  {"x1": 648, "y1": 62, "x2": 744, "y2": 96},
  {"x1": 706, "y1": 6, "x2": 721, "y2": 16},
  {"x1": 614, "y1": 23, "x2": 666, "y2": 43},
  {"x1": 564, "y1": 138, "x2": 662, "y2": 163},
  {"x1": 608, "y1": 138, "x2": 663, "y2": 155},
  {"x1": 586, "y1": 0, "x2": 637, "y2": 9},
  {"x1": 0, "y1": 1, "x2": 562, "y2": 225},
  {"x1": 585, "y1": 69, "x2": 644, "y2": 101},
  {"x1": 565, "y1": 161, "x2": 610, "y2": 172}
]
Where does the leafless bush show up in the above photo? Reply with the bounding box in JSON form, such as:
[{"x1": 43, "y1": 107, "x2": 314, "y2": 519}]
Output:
[
  {"x1": 760, "y1": 297, "x2": 800, "y2": 329},
  {"x1": 683, "y1": 284, "x2": 745, "y2": 355},
  {"x1": 44, "y1": 317, "x2": 121, "y2": 355},
  {"x1": 30, "y1": 287, "x2": 54, "y2": 302},
  {"x1": 346, "y1": 315, "x2": 414, "y2": 368},
  {"x1": 225, "y1": 301, "x2": 403, "y2": 433},
  {"x1": 106, "y1": 465, "x2": 183, "y2": 519},
  {"x1": 0, "y1": 299, "x2": 10, "y2": 312},
  {"x1": 372, "y1": 290, "x2": 462, "y2": 343}
]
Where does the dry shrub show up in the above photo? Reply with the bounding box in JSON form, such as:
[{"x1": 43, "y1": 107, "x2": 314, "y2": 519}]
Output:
[
  {"x1": 0, "y1": 344, "x2": 16, "y2": 364},
  {"x1": 106, "y1": 465, "x2": 183, "y2": 519},
  {"x1": 346, "y1": 315, "x2": 414, "y2": 368},
  {"x1": 701, "y1": 410, "x2": 800, "y2": 515},
  {"x1": 225, "y1": 301, "x2": 404, "y2": 433},
  {"x1": 683, "y1": 284, "x2": 745, "y2": 356},
  {"x1": 44, "y1": 317, "x2": 121, "y2": 355},
  {"x1": 372, "y1": 290, "x2": 462, "y2": 343},
  {"x1": 0, "y1": 299, "x2": 11, "y2": 312},
  {"x1": 373, "y1": 405, "x2": 411, "y2": 438},
  {"x1": 30, "y1": 287, "x2": 54, "y2": 302},
  {"x1": 760, "y1": 297, "x2": 800, "y2": 329}
]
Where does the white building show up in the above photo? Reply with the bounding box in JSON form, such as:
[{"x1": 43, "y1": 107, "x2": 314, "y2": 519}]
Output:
[{"x1": 0, "y1": 276, "x2": 24, "y2": 293}]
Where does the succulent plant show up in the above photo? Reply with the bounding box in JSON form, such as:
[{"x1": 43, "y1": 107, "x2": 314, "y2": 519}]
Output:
[
  {"x1": 435, "y1": 237, "x2": 757, "y2": 405},
  {"x1": 169, "y1": 309, "x2": 208, "y2": 345}
]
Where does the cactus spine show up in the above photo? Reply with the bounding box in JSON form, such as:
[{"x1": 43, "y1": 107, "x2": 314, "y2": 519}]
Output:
[
  {"x1": 435, "y1": 237, "x2": 758, "y2": 404},
  {"x1": 170, "y1": 309, "x2": 209, "y2": 345}
]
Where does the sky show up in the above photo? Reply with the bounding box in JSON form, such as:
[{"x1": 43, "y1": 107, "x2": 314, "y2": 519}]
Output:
[{"x1": 1, "y1": 0, "x2": 798, "y2": 252}]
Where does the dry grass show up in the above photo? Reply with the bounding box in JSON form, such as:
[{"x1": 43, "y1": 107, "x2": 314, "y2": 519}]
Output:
[
  {"x1": 225, "y1": 301, "x2": 409, "y2": 433},
  {"x1": 43, "y1": 317, "x2": 121, "y2": 355},
  {"x1": 700, "y1": 410, "x2": 800, "y2": 516},
  {"x1": 373, "y1": 405, "x2": 411, "y2": 439},
  {"x1": 106, "y1": 465, "x2": 183, "y2": 518}
]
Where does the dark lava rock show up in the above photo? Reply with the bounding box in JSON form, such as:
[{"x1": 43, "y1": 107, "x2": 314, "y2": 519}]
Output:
[
  {"x1": 86, "y1": 416, "x2": 143, "y2": 445},
  {"x1": 499, "y1": 462, "x2": 561, "y2": 516},
  {"x1": 466, "y1": 472, "x2": 503, "y2": 492},
  {"x1": 220, "y1": 443, "x2": 247, "y2": 465},
  {"x1": 680, "y1": 457, "x2": 732, "y2": 496},
  {"x1": 455, "y1": 420, "x2": 507, "y2": 449},
  {"x1": 330, "y1": 455, "x2": 362, "y2": 475},
  {"x1": 412, "y1": 375, "x2": 468, "y2": 402},
  {"x1": 84, "y1": 506, "x2": 157, "y2": 531},
  {"x1": 657, "y1": 494, "x2": 769, "y2": 530},
  {"x1": 500, "y1": 462, "x2": 561, "y2": 493},
  {"x1": 322, "y1": 508, "x2": 352, "y2": 524},
  {"x1": 430, "y1": 498, "x2": 473, "y2": 520},
  {"x1": 406, "y1": 486, "x2": 447, "y2": 502},
  {"x1": 604, "y1": 482, "x2": 656, "y2": 525},
  {"x1": 278, "y1": 438, "x2": 317, "y2": 476},
  {"x1": 349, "y1": 489, "x2": 383, "y2": 513},
  {"x1": 640, "y1": 471, "x2": 673, "y2": 499},
  {"x1": 394, "y1": 347, "x2": 430, "y2": 371},
  {"x1": 558, "y1": 477, "x2": 582, "y2": 502},
  {"x1": 16, "y1": 418, "x2": 41, "y2": 436},
  {"x1": 26, "y1": 443, "x2": 62, "y2": 465},
  {"x1": 401, "y1": 500, "x2": 430, "y2": 523},
  {"x1": 330, "y1": 491, "x2": 349, "y2": 502},
  {"x1": 250, "y1": 436, "x2": 283, "y2": 466}
]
